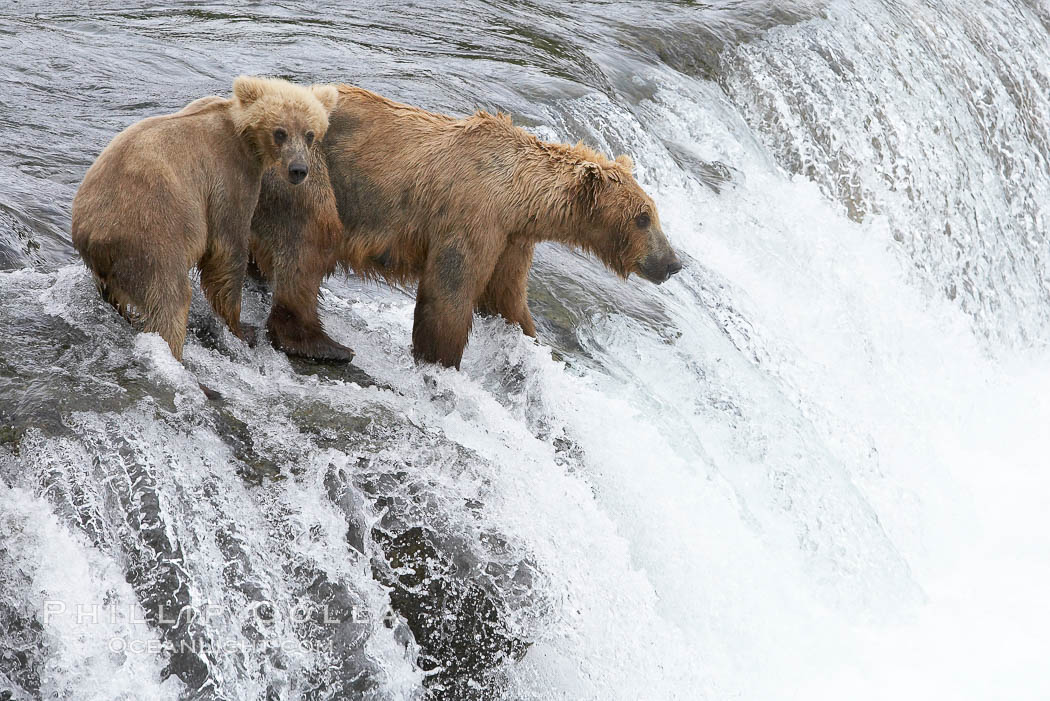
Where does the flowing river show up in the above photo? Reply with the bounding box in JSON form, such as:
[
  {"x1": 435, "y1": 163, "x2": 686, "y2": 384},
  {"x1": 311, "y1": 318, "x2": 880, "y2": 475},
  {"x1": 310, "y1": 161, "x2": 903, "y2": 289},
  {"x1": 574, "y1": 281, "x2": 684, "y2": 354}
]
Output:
[{"x1": 1, "y1": 1, "x2": 1049, "y2": 699}]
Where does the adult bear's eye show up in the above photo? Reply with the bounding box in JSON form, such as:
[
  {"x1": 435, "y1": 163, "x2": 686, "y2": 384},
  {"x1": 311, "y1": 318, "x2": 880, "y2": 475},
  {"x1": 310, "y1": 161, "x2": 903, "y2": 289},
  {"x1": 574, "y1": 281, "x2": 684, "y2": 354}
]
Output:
[
  {"x1": 273, "y1": 128, "x2": 288, "y2": 145},
  {"x1": 305, "y1": 131, "x2": 315, "y2": 146},
  {"x1": 635, "y1": 212, "x2": 651, "y2": 229}
]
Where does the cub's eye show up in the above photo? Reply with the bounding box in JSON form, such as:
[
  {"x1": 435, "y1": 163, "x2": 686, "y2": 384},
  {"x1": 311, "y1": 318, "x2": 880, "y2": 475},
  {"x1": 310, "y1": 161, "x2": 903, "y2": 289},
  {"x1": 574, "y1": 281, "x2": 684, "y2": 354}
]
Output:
[
  {"x1": 305, "y1": 131, "x2": 315, "y2": 146},
  {"x1": 273, "y1": 128, "x2": 288, "y2": 145},
  {"x1": 635, "y1": 212, "x2": 651, "y2": 229}
]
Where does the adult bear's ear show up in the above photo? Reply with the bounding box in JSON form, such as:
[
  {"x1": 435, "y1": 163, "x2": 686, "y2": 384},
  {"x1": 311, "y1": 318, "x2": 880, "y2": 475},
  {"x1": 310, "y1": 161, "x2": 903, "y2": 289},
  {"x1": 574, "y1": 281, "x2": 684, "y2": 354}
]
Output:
[
  {"x1": 311, "y1": 84, "x2": 339, "y2": 114},
  {"x1": 233, "y1": 75, "x2": 267, "y2": 107},
  {"x1": 573, "y1": 161, "x2": 606, "y2": 204},
  {"x1": 574, "y1": 161, "x2": 604, "y2": 184}
]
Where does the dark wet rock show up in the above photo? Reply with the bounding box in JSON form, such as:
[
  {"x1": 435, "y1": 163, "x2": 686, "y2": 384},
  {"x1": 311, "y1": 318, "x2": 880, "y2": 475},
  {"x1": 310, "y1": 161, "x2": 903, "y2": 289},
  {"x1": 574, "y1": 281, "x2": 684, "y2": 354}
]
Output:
[
  {"x1": 0, "y1": 412, "x2": 23, "y2": 455},
  {"x1": 309, "y1": 410, "x2": 542, "y2": 700},
  {"x1": 0, "y1": 274, "x2": 178, "y2": 440},
  {"x1": 295, "y1": 571, "x2": 381, "y2": 700},
  {"x1": 287, "y1": 356, "x2": 381, "y2": 388},
  {"x1": 373, "y1": 526, "x2": 529, "y2": 700},
  {"x1": 0, "y1": 549, "x2": 45, "y2": 698},
  {"x1": 9, "y1": 409, "x2": 398, "y2": 699},
  {"x1": 324, "y1": 465, "x2": 373, "y2": 556},
  {"x1": 291, "y1": 402, "x2": 393, "y2": 455},
  {"x1": 72, "y1": 426, "x2": 214, "y2": 692},
  {"x1": 210, "y1": 405, "x2": 283, "y2": 483}
]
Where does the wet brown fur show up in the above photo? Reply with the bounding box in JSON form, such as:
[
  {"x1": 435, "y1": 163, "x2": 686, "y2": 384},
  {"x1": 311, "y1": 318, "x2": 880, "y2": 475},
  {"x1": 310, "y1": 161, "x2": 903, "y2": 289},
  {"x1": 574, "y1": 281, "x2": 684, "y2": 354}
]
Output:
[
  {"x1": 251, "y1": 85, "x2": 678, "y2": 368},
  {"x1": 72, "y1": 76, "x2": 338, "y2": 360}
]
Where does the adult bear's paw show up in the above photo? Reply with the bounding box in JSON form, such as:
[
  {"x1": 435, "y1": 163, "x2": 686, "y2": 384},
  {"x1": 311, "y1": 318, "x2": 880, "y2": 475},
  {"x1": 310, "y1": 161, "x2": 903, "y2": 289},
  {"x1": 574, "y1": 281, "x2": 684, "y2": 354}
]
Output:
[{"x1": 266, "y1": 304, "x2": 355, "y2": 363}]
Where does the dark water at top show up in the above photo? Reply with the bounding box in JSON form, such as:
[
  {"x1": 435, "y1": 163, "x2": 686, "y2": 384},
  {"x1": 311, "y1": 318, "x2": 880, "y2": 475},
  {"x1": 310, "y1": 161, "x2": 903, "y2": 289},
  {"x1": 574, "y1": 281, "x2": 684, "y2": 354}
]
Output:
[{"x1": 0, "y1": 0, "x2": 806, "y2": 267}]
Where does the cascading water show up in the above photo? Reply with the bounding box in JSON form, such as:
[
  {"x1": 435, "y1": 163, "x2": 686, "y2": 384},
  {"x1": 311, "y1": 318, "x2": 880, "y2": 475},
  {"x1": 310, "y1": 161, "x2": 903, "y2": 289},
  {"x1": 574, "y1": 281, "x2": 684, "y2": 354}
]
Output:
[
  {"x1": 721, "y1": 0, "x2": 1050, "y2": 345},
  {"x1": 1, "y1": 1, "x2": 1048, "y2": 699}
]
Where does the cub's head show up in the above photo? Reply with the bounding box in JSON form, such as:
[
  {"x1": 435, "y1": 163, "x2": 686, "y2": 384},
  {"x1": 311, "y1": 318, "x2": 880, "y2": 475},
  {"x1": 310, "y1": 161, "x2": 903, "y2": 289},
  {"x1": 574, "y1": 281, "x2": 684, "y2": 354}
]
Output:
[
  {"x1": 573, "y1": 153, "x2": 682, "y2": 284},
  {"x1": 231, "y1": 75, "x2": 339, "y2": 185}
]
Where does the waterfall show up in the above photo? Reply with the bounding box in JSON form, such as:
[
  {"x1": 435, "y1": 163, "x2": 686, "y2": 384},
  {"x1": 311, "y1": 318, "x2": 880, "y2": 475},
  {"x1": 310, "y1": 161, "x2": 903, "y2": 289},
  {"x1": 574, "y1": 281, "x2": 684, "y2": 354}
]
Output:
[{"x1": 1, "y1": 2, "x2": 1048, "y2": 699}]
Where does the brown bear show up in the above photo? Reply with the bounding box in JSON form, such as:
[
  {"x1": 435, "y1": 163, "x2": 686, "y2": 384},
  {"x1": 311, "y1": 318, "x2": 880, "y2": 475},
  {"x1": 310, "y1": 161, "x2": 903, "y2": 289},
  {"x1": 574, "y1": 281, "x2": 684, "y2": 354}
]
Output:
[
  {"x1": 250, "y1": 85, "x2": 682, "y2": 369},
  {"x1": 72, "y1": 76, "x2": 339, "y2": 360}
]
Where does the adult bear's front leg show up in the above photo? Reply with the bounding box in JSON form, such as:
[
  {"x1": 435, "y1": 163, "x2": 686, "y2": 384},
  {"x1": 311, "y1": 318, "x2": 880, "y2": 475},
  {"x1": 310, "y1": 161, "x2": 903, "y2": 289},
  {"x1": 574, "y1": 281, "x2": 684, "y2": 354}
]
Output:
[
  {"x1": 412, "y1": 238, "x2": 496, "y2": 369},
  {"x1": 253, "y1": 162, "x2": 353, "y2": 362},
  {"x1": 477, "y1": 239, "x2": 537, "y2": 337},
  {"x1": 267, "y1": 259, "x2": 354, "y2": 362}
]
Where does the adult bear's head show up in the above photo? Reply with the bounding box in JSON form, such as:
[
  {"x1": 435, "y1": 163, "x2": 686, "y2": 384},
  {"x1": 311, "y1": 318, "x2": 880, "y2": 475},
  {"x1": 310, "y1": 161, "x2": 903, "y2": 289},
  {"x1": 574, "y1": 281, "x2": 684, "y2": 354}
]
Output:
[
  {"x1": 232, "y1": 76, "x2": 339, "y2": 185},
  {"x1": 572, "y1": 153, "x2": 683, "y2": 284}
]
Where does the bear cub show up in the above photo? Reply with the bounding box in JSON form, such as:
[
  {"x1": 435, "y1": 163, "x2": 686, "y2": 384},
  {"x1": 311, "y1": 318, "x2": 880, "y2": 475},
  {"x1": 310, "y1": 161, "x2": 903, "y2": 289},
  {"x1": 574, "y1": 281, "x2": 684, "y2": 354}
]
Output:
[{"x1": 72, "y1": 75, "x2": 338, "y2": 360}]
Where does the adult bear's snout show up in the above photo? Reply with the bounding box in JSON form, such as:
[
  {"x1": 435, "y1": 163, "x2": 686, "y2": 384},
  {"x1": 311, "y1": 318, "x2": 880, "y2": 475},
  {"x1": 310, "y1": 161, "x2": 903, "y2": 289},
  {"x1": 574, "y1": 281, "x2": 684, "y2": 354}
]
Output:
[
  {"x1": 288, "y1": 160, "x2": 308, "y2": 185},
  {"x1": 638, "y1": 251, "x2": 684, "y2": 284},
  {"x1": 666, "y1": 257, "x2": 683, "y2": 279}
]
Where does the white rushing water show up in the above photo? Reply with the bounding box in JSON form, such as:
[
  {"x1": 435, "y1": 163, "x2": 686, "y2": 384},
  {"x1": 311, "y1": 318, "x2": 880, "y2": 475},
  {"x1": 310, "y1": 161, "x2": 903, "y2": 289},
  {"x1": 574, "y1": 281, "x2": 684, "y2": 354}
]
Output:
[{"x1": 2, "y1": 0, "x2": 1050, "y2": 699}]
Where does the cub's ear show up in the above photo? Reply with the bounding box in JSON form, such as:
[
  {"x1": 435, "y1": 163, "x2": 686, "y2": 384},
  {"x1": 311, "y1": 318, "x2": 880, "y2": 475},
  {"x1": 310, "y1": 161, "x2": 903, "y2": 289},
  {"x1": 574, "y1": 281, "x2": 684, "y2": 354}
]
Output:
[
  {"x1": 615, "y1": 154, "x2": 634, "y2": 171},
  {"x1": 311, "y1": 84, "x2": 339, "y2": 114},
  {"x1": 233, "y1": 75, "x2": 267, "y2": 107}
]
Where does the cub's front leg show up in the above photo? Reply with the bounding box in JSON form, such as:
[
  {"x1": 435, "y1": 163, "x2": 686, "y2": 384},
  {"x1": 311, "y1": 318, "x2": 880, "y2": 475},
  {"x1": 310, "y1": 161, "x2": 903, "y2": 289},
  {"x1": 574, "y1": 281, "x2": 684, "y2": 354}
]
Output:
[
  {"x1": 199, "y1": 231, "x2": 252, "y2": 343},
  {"x1": 200, "y1": 193, "x2": 257, "y2": 343}
]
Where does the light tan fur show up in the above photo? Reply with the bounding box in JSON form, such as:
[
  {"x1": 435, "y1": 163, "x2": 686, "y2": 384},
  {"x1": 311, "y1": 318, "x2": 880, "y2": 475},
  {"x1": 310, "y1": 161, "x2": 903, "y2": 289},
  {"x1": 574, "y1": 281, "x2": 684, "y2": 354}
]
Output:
[{"x1": 72, "y1": 76, "x2": 337, "y2": 361}]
